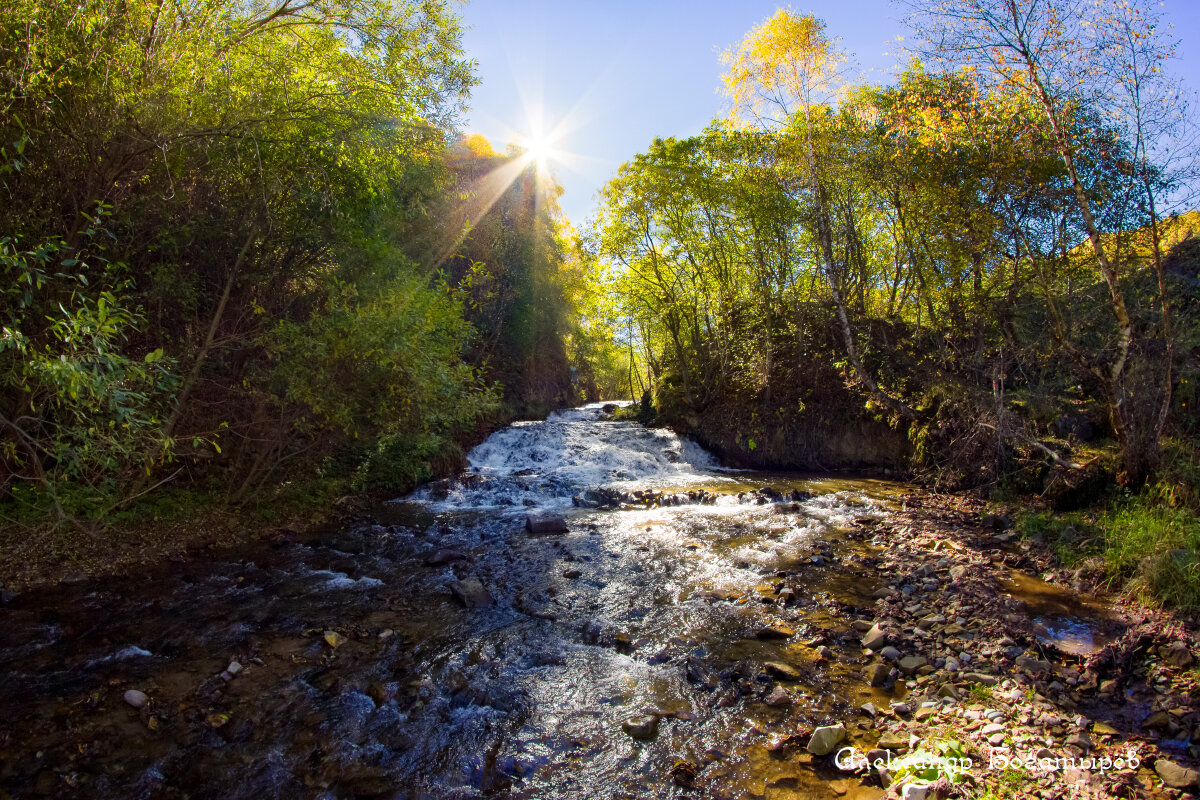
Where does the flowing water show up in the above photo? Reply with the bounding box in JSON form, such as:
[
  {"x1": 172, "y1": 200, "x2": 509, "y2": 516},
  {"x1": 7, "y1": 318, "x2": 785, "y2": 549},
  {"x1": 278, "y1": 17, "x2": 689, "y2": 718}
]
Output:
[{"x1": 0, "y1": 404, "x2": 963, "y2": 799}]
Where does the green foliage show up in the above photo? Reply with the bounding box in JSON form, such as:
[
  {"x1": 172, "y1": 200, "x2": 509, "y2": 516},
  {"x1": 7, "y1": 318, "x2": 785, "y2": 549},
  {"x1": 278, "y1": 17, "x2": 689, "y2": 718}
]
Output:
[
  {"x1": 1101, "y1": 492, "x2": 1200, "y2": 608},
  {"x1": 888, "y1": 738, "x2": 973, "y2": 789}
]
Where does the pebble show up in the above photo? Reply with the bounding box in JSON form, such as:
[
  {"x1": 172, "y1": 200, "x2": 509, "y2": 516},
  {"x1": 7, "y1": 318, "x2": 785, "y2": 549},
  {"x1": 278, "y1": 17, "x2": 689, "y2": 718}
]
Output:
[{"x1": 123, "y1": 689, "x2": 149, "y2": 709}]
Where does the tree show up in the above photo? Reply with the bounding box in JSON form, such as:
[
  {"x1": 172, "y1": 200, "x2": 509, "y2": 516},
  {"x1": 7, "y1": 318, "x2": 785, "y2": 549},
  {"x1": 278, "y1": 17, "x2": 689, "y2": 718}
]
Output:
[
  {"x1": 905, "y1": 0, "x2": 1194, "y2": 481},
  {"x1": 722, "y1": 10, "x2": 920, "y2": 420}
]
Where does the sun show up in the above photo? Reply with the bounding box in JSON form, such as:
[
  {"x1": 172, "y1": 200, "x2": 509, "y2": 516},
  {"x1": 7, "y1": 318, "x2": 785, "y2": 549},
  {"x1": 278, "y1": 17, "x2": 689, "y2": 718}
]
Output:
[{"x1": 516, "y1": 124, "x2": 561, "y2": 173}]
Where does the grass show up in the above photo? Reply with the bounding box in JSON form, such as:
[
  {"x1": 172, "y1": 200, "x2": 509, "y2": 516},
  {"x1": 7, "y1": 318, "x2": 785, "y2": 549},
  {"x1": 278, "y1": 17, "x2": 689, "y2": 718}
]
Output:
[
  {"x1": 968, "y1": 684, "x2": 994, "y2": 703},
  {"x1": 1014, "y1": 480, "x2": 1200, "y2": 610}
]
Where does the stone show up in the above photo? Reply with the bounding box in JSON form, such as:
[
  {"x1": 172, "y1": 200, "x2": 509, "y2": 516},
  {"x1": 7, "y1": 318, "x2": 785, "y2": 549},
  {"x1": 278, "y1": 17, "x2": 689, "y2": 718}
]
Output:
[
  {"x1": 525, "y1": 513, "x2": 568, "y2": 534},
  {"x1": 901, "y1": 782, "x2": 929, "y2": 800},
  {"x1": 1163, "y1": 643, "x2": 1195, "y2": 669},
  {"x1": 807, "y1": 724, "x2": 847, "y2": 756},
  {"x1": 964, "y1": 672, "x2": 998, "y2": 686},
  {"x1": 562, "y1": 569, "x2": 583, "y2": 579},
  {"x1": 1065, "y1": 732, "x2": 1092, "y2": 751},
  {"x1": 764, "y1": 686, "x2": 791, "y2": 707},
  {"x1": 764, "y1": 661, "x2": 802, "y2": 681},
  {"x1": 949, "y1": 565, "x2": 967, "y2": 582},
  {"x1": 225, "y1": 660, "x2": 243, "y2": 677},
  {"x1": 898, "y1": 656, "x2": 928, "y2": 675},
  {"x1": 1156, "y1": 759, "x2": 1200, "y2": 789},
  {"x1": 1143, "y1": 710, "x2": 1172, "y2": 731},
  {"x1": 449, "y1": 578, "x2": 493, "y2": 609},
  {"x1": 861, "y1": 702, "x2": 878, "y2": 718},
  {"x1": 123, "y1": 689, "x2": 149, "y2": 709},
  {"x1": 622, "y1": 715, "x2": 659, "y2": 740},
  {"x1": 880, "y1": 646, "x2": 902, "y2": 661},
  {"x1": 323, "y1": 630, "x2": 346, "y2": 649},
  {"x1": 865, "y1": 663, "x2": 891, "y2": 687},
  {"x1": 1092, "y1": 722, "x2": 1120, "y2": 736},
  {"x1": 686, "y1": 656, "x2": 720, "y2": 689},
  {"x1": 981, "y1": 513, "x2": 1011, "y2": 531},
  {"x1": 426, "y1": 549, "x2": 470, "y2": 566},
  {"x1": 878, "y1": 732, "x2": 908, "y2": 750},
  {"x1": 862, "y1": 623, "x2": 889, "y2": 650},
  {"x1": 757, "y1": 622, "x2": 796, "y2": 639}
]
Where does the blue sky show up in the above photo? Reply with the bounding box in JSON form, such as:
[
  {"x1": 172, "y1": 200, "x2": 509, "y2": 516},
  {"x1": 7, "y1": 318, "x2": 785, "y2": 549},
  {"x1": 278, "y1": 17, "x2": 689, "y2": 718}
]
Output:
[{"x1": 458, "y1": 0, "x2": 1200, "y2": 227}]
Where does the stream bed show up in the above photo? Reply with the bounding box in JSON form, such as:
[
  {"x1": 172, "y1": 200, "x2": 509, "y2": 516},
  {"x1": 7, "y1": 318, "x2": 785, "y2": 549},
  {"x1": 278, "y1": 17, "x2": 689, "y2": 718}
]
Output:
[{"x1": 0, "y1": 403, "x2": 1117, "y2": 799}]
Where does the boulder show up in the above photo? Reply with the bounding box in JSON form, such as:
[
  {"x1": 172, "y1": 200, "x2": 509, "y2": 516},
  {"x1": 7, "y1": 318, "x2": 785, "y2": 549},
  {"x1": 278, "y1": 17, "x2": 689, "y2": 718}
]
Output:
[{"x1": 865, "y1": 663, "x2": 891, "y2": 687}]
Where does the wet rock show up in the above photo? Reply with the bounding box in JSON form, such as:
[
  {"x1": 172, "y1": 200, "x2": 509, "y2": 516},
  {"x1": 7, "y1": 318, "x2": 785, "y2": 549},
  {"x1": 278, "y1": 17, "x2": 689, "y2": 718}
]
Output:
[
  {"x1": 622, "y1": 715, "x2": 659, "y2": 740},
  {"x1": 756, "y1": 622, "x2": 796, "y2": 639},
  {"x1": 123, "y1": 689, "x2": 149, "y2": 709},
  {"x1": 324, "y1": 630, "x2": 346, "y2": 649},
  {"x1": 764, "y1": 661, "x2": 802, "y2": 681},
  {"x1": 807, "y1": 724, "x2": 847, "y2": 756},
  {"x1": 686, "y1": 656, "x2": 720, "y2": 689},
  {"x1": 449, "y1": 578, "x2": 493, "y2": 609},
  {"x1": 426, "y1": 549, "x2": 470, "y2": 566},
  {"x1": 1156, "y1": 758, "x2": 1200, "y2": 789},
  {"x1": 865, "y1": 664, "x2": 891, "y2": 687},
  {"x1": 862, "y1": 623, "x2": 888, "y2": 651},
  {"x1": 670, "y1": 760, "x2": 697, "y2": 788},
  {"x1": 526, "y1": 513, "x2": 568, "y2": 534},
  {"x1": 764, "y1": 686, "x2": 791, "y2": 706},
  {"x1": 861, "y1": 702, "x2": 878, "y2": 718}
]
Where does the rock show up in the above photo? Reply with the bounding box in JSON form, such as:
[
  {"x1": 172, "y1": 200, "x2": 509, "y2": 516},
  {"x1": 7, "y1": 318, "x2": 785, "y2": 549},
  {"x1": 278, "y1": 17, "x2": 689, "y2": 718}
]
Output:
[
  {"x1": 123, "y1": 689, "x2": 149, "y2": 709},
  {"x1": 949, "y1": 565, "x2": 967, "y2": 582},
  {"x1": 225, "y1": 660, "x2": 243, "y2": 677},
  {"x1": 426, "y1": 549, "x2": 470, "y2": 566},
  {"x1": 1099, "y1": 679, "x2": 1119, "y2": 694},
  {"x1": 1162, "y1": 642, "x2": 1195, "y2": 669},
  {"x1": 898, "y1": 655, "x2": 928, "y2": 675},
  {"x1": 449, "y1": 577, "x2": 493, "y2": 609},
  {"x1": 526, "y1": 513, "x2": 568, "y2": 534},
  {"x1": 981, "y1": 513, "x2": 1011, "y2": 531},
  {"x1": 880, "y1": 646, "x2": 902, "y2": 661},
  {"x1": 764, "y1": 686, "x2": 791, "y2": 706},
  {"x1": 878, "y1": 732, "x2": 908, "y2": 750},
  {"x1": 865, "y1": 663, "x2": 891, "y2": 687},
  {"x1": 622, "y1": 715, "x2": 658, "y2": 740},
  {"x1": 965, "y1": 672, "x2": 998, "y2": 686},
  {"x1": 764, "y1": 661, "x2": 802, "y2": 681},
  {"x1": 1156, "y1": 759, "x2": 1200, "y2": 789},
  {"x1": 1092, "y1": 721, "x2": 1120, "y2": 736},
  {"x1": 1065, "y1": 732, "x2": 1092, "y2": 751},
  {"x1": 1143, "y1": 710, "x2": 1172, "y2": 731},
  {"x1": 901, "y1": 783, "x2": 929, "y2": 800},
  {"x1": 1015, "y1": 655, "x2": 1052, "y2": 674},
  {"x1": 807, "y1": 724, "x2": 847, "y2": 756},
  {"x1": 756, "y1": 622, "x2": 796, "y2": 639},
  {"x1": 816, "y1": 645, "x2": 834, "y2": 661},
  {"x1": 944, "y1": 657, "x2": 961, "y2": 671},
  {"x1": 861, "y1": 702, "x2": 878, "y2": 718},
  {"x1": 862, "y1": 623, "x2": 889, "y2": 650},
  {"x1": 686, "y1": 656, "x2": 720, "y2": 689},
  {"x1": 323, "y1": 630, "x2": 346, "y2": 649},
  {"x1": 562, "y1": 569, "x2": 583, "y2": 579}
]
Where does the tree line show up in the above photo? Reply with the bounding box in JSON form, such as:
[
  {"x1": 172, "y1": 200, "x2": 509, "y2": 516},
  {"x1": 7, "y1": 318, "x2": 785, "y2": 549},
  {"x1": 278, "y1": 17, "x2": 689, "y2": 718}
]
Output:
[
  {"x1": 593, "y1": 0, "x2": 1198, "y2": 493},
  {"x1": 0, "y1": 0, "x2": 590, "y2": 533}
]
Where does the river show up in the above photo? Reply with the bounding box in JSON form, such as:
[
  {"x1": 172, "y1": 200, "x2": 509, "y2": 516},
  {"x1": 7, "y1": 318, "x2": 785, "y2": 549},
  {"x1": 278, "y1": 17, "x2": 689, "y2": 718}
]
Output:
[{"x1": 0, "y1": 403, "x2": 1089, "y2": 799}]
